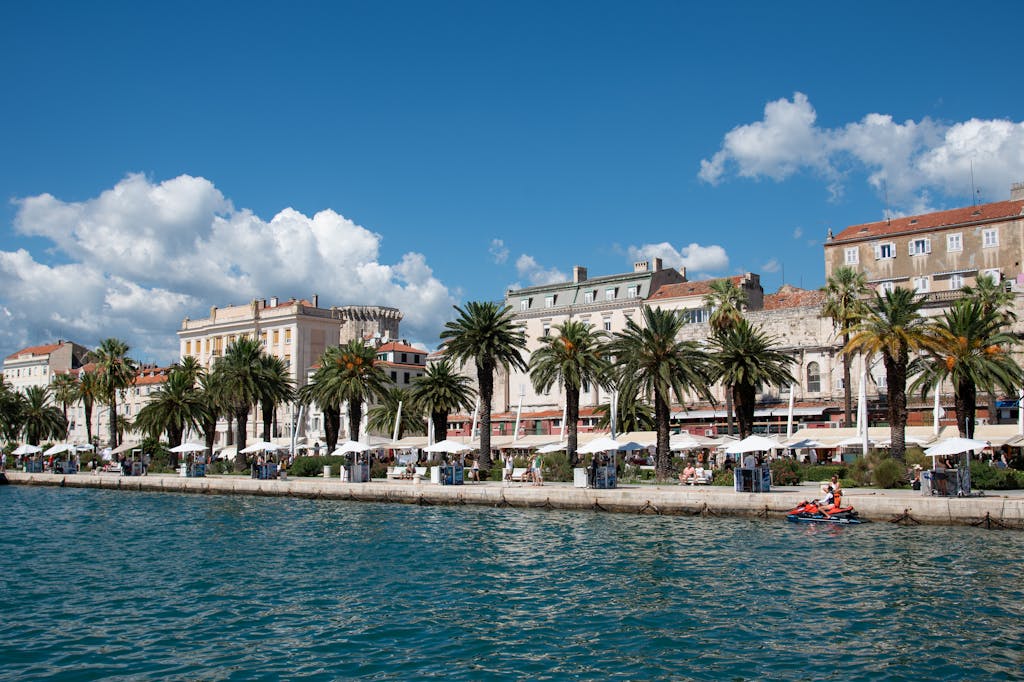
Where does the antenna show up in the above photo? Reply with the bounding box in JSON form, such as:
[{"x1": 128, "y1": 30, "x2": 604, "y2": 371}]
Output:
[
  {"x1": 883, "y1": 179, "x2": 891, "y2": 225},
  {"x1": 971, "y1": 160, "x2": 977, "y2": 206}
]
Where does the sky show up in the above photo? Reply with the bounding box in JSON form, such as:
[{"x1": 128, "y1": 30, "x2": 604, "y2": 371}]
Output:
[{"x1": 3, "y1": 1, "x2": 1024, "y2": 365}]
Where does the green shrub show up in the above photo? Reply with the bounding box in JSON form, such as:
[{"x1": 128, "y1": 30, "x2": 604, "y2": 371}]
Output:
[
  {"x1": 289, "y1": 455, "x2": 349, "y2": 477},
  {"x1": 969, "y1": 461, "x2": 1023, "y2": 490},
  {"x1": 770, "y1": 458, "x2": 801, "y2": 486},
  {"x1": 800, "y1": 464, "x2": 847, "y2": 482},
  {"x1": 871, "y1": 457, "x2": 905, "y2": 488},
  {"x1": 846, "y1": 457, "x2": 872, "y2": 486},
  {"x1": 542, "y1": 452, "x2": 572, "y2": 483},
  {"x1": 712, "y1": 469, "x2": 734, "y2": 486},
  {"x1": 370, "y1": 460, "x2": 389, "y2": 479}
]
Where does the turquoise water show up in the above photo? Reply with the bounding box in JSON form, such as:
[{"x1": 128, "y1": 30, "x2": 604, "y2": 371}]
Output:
[{"x1": 1, "y1": 487, "x2": 1022, "y2": 681}]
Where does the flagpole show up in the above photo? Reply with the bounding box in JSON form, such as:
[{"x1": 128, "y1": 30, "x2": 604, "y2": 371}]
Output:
[{"x1": 786, "y1": 385, "x2": 795, "y2": 439}]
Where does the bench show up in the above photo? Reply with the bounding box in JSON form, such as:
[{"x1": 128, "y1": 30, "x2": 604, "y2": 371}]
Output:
[
  {"x1": 680, "y1": 468, "x2": 714, "y2": 485},
  {"x1": 386, "y1": 466, "x2": 409, "y2": 480},
  {"x1": 509, "y1": 467, "x2": 530, "y2": 482}
]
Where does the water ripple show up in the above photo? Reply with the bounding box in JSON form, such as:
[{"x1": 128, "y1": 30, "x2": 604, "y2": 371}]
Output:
[{"x1": 1, "y1": 486, "x2": 1022, "y2": 681}]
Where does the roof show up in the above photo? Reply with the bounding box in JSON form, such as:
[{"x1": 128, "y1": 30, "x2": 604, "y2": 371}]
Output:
[
  {"x1": 5, "y1": 342, "x2": 65, "y2": 361},
  {"x1": 762, "y1": 286, "x2": 824, "y2": 310},
  {"x1": 832, "y1": 199, "x2": 1024, "y2": 243},
  {"x1": 648, "y1": 276, "x2": 743, "y2": 302},
  {"x1": 376, "y1": 341, "x2": 425, "y2": 355}
]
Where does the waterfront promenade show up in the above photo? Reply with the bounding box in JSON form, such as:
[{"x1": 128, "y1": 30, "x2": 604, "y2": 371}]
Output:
[{"x1": 5, "y1": 470, "x2": 1024, "y2": 528}]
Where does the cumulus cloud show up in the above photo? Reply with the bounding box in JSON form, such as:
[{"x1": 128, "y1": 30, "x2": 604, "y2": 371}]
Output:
[
  {"x1": 792, "y1": 226, "x2": 803, "y2": 239},
  {"x1": 515, "y1": 254, "x2": 567, "y2": 287},
  {"x1": 489, "y1": 238, "x2": 509, "y2": 264},
  {"x1": 627, "y1": 242, "x2": 729, "y2": 277},
  {"x1": 3, "y1": 174, "x2": 458, "y2": 362},
  {"x1": 699, "y1": 92, "x2": 1024, "y2": 210},
  {"x1": 760, "y1": 258, "x2": 781, "y2": 274}
]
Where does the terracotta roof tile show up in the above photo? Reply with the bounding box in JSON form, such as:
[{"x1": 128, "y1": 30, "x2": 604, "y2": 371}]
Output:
[
  {"x1": 376, "y1": 341, "x2": 426, "y2": 354},
  {"x1": 648, "y1": 276, "x2": 743, "y2": 301},
  {"x1": 833, "y1": 199, "x2": 1024, "y2": 242},
  {"x1": 762, "y1": 286, "x2": 825, "y2": 310},
  {"x1": 5, "y1": 342, "x2": 65, "y2": 361}
]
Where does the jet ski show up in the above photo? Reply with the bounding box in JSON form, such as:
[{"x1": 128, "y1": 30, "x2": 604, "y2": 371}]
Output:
[{"x1": 786, "y1": 499, "x2": 868, "y2": 524}]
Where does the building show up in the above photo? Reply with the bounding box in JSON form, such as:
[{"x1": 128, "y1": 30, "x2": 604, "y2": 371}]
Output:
[
  {"x1": 2, "y1": 340, "x2": 89, "y2": 393},
  {"x1": 64, "y1": 364, "x2": 171, "y2": 445},
  {"x1": 178, "y1": 295, "x2": 403, "y2": 446},
  {"x1": 824, "y1": 184, "x2": 1024, "y2": 297},
  {"x1": 375, "y1": 341, "x2": 427, "y2": 389}
]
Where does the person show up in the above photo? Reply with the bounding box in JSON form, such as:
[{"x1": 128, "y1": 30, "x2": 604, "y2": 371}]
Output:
[
  {"x1": 743, "y1": 452, "x2": 757, "y2": 468},
  {"x1": 724, "y1": 455, "x2": 735, "y2": 471},
  {"x1": 532, "y1": 453, "x2": 543, "y2": 486},
  {"x1": 589, "y1": 454, "x2": 599, "y2": 487},
  {"x1": 503, "y1": 453, "x2": 514, "y2": 485},
  {"x1": 911, "y1": 464, "x2": 922, "y2": 490},
  {"x1": 816, "y1": 485, "x2": 834, "y2": 508},
  {"x1": 996, "y1": 452, "x2": 1009, "y2": 469},
  {"x1": 679, "y1": 462, "x2": 697, "y2": 485},
  {"x1": 469, "y1": 457, "x2": 480, "y2": 482},
  {"x1": 313, "y1": 441, "x2": 321, "y2": 457},
  {"x1": 822, "y1": 474, "x2": 841, "y2": 496}
]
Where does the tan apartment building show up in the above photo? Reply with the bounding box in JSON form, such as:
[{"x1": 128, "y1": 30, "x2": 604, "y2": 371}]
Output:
[
  {"x1": 824, "y1": 184, "x2": 1024, "y2": 296},
  {"x1": 2, "y1": 340, "x2": 89, "y2": 394}
]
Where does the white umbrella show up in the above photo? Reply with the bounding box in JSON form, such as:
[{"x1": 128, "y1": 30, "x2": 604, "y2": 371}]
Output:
[
  {"x1": 577, "y1": 437, "x2": 646, "y2": 454},
  {"x1": 110, "y1": 441, "x2": 140, "y2": 455},
  {"x1": 536, "y1": 442, "x2": 567, "y2": 454},
  {"x1": 670, "y1": 434, "x2": 703, "y2": 450},
  {"x1": 833, "y1": 436, "x2": 874, "y2": 448},
  {"x1": 423, "y1": 439, "x2": 474, "y2": 454},
  {"x1": 75, "y1": 443, "x2": 95, "y2": 452},
  {"x1": 12, "y1": 444, "x2": 42, "y2": 455},
  {"x1": 924, "y1": 438, "x2": 989, "y2": 457},
  {"x1": 784, "y1": 438, "x2": 826, "y2": 449},
  {"x1": 723, "y1": 435, "x2": 783, "y2": 454},
  {"x1": 43, "y1": 443, "x2": 74, "y2": 456},
  {"x1": 331, "y1": 440, "x2": 372, "y2": 455},
  {"x1": 169, "y1": 442, "x2": 207, "y2": 453},
  {"x1": 239, "y1": 440, "x2": 282, "y2": 454}
]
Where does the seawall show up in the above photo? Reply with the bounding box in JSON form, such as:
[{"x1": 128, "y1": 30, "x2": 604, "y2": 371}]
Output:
[{"x1": 5, "y1": 472, "x2": 1023, "y2": 529}]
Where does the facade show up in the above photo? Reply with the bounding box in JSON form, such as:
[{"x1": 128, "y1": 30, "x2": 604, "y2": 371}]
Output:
[
  {"x1": 2, "y1": 340, "x2": 89, "y2": 394},
  {"x1": 824, "y1": 185, "x2": 1024, "y2": 297},
  {"x1": 65, "y1": 364, "x2": 171, "y2": 446},
  {"x1": 375, "y1": 341, "x2": 427, "y2": 389},
  {"x1": 178, "y1": 295, "x2": 403, "y2": 446}
]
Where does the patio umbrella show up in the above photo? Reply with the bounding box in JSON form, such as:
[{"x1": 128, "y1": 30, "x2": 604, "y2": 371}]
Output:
[
  {"x1": 535, "y1": 442, "x2": 567, "y2": 454},
  {"x1": 75, "y1": 444, "x2": 95, "y2": 452},
  {"x1": 670, "y1": 434, "x2": 703, "y2": 450},
  {"x1": 784, "y1": 438, "x2": 826, "y2": 449},
  {"x1": 110, "y1": 441, "x2": 140, "y2": 455},
  {"x1": 12, "y1": 444, "x2": 42, "y2": 455},
  {"x1": 169, "y1": 442, "x2": 207, "y2": 453},
  {"x1": 239, "y1": 440, "x2": 282, "y2": 454},
  {"x1": 576, "y1": 437, "x2": 646, "y2": 454},
  {"x1": 331, "y1": 440, "x2": 372, "y2": 455},
  {"x1": 924, "y1": 438, "x2": 989, "y2": 457},
  {"x1": 423, "y1": 439, "x2": 475, "y2": 454},
  {"x1": 723, "y1": 435, "x2": 783, "y2": 454},
  {"x1": 43, "y1": 443, "x2": 74, "y2": 456}
]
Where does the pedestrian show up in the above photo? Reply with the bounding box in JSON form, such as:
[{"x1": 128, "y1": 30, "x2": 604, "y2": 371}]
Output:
[
  {"x1": 532, "y1": 453, "x2": 543, "y2": 486},
  {"x1": 503, "y1": 453, "x2": 514, "y2": 485}
]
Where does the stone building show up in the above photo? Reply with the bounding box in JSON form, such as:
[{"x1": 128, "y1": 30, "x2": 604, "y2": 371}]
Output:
[{"x1": 2, "y1": 340, "x2": 89, "y2": 394}]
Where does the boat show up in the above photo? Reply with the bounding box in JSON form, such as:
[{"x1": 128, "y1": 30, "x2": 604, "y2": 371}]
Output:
[{"x1": 785, "y1": 500, "x2": 869, "y2": 524}]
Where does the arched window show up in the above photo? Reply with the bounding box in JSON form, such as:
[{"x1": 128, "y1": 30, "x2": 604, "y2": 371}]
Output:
[{"x1": 806, "y1": 362, "x2": 821, "y2": 393}]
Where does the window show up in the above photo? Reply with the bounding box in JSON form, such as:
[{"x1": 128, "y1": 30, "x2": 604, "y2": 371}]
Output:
[
  {"x1": 875, "y1": 242, "x2": 895, "y2": 259},
  {"x1": 913, "y1": 276, "x2": 929, "y2": 293},
  {"x1": 284, "y1": 329, "x2": 292, "y2": 344},
  {"x1": 947, "y1": 233, "x2": 962, "y2": 252},
  {"x1": 908, "y1": 238, "x2": 931, "y2": 255},
  {"x1": 603, "y1": 318, "x2": 612, "y2": 332},
  {"x1": 684, "y1": 308, "x2": 709, "y2": 324},
  {"x1": 806, "y1": 362, "x2": 821, "y2": 393},
  {"x1": 583, "y1": 291, "x2": 594, "y2": 304},
  {"x1": 272, "y1": 330, "x2": 279, "y2": 345},
  {"x1": 414, "y1": 354, "x2": 420, "y2": 364},
  {"x1": 545, "y1": 295, "x2": 555, "y2": 308},
  {"x1": 542, "y1": 322, "x2": 551, "y2": 337},
  {"x1": 627, "y1": 285, "x2": 639, "y2": 299},
  {"x1": 401, "y1": 353, "x2": 407, "y2": 363},
  {"x1": 283, "y1": 355, "x2": 291, "y2": 368},
  {"x1": 981, "y1": 269, "x2": 1001, "y2": 283},
  {"x1": 403, "y1": 372, "x2": 409, "y2": 384},
  {"x1": 949, "y1": 274, "x2": 964, "y2": 291},
  {"x1": 878, "y1": 281, "x2": 895, "y2": 294},
  {"x1": 605, "y1": 288, "x2": 616, "y2": 301},
  {"x1": 391, "y1": 371, "x2": 397, "y2": 382},
  {"x1": 185, "y1": 341, "x2": 192, "y2": 355},
  {"x1": 844, "y1": 247, "x2": 859, "y2": 265},
  {"x1": 520, "y1": 299, "x2": 529, "y2": 311},
  {"x1": 983, "y1": 228, "x2": 999, "y2": 248}
]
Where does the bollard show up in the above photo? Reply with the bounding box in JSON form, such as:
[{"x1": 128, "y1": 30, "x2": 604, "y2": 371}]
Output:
[{"x1": 323, "y1": 465, "x2": 331, "y2": 478}]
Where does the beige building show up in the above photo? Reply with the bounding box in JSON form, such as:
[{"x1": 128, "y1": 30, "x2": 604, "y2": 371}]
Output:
[
  {"x1": 825, "y1": 185, "x2": 1024, "y2": 296},
  {"x1": 2, "y1": 340, "x2": 89, "y2": 394},
  {"x1": 64, "y1": 364, "x2": 171, "y2": 446}
]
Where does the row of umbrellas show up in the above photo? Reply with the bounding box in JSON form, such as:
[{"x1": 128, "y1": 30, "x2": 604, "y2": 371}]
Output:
[{"x1": 12, "y1": 443, "x2": 95, "y2": 456}]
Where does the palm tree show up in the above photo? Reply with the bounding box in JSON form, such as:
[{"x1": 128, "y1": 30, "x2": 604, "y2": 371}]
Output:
[
  {"x1": 703, "y1": 278, "x2": 748, "y2": 435},
  {"x1": 822, "y1": 266, "x2": 869, "y2": 427},
  {"x1": 76, "y1": 369, "x2": 102, "y2": 447},
  {"x1": 257, "y1": 354, "x2": 294, "y2": 442},
  {"x1": 910, "y1": 299, "x2": 1023, "y2": 439},
  {"x1": 50, "y1": 372, "x2": 79, "y2": 425},
  {"x1": 20, "y1": 385, "x2": 67, "y2": 445},
  {"x1": 528, "y1": 320, "x2": 610, "y2": 466},
  {"x1": 175, "y1": 355, "x2": 205, "y2": 385},
  {"x1": 196, "y1": 371, "x2": 225, "y2": 456},
  {"x1": 212, "y1": 337, "x2": 264, "y2": 469},
  {"x1": 606, "y1": 306, "x2": 713, "y2": 479},
  {"x1": 440, "y1": 301, "x2": 528, "y2": 472},
  {"x1": 593, "y1": 379, "x2": 655, "y2": 433},
  {"x1": 368, "y1": 387, "x2": 427, "y2": 439},
  {"x1": 709, "y1": 319, "x2": 796, "y2": 439},
  {"x1": 91, "y1": 338, "x2": 138, "y2": 448},
  {"x1": 408, "y1": 358, "x2": 476, "y2": 445},
  {"x1": 0, "y1": 379, "x2": 26, "y2": 442},
  {"x1": 962, "y1": 273, "x2": 1016, "y2": 321},
  {"x1": 134, "y1": 368, "x2": 206, "y2": 465},
  {"x1": 844, "y1": 287, "x2": 933, "y2": 462},
  {"x1": 304, "y1": 340, "x2": 389, "y2": 448}
]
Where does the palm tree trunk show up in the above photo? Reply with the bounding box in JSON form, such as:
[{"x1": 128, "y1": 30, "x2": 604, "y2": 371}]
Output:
[
  {"x1": 108, "y1": 394, "x2": 118, "y2": 448},
  {"x1": 323, "y1": 405, "x2": 339, "y2": 453},
  {"x1": 735, "y1": 384, "x2": 755, "y2": 439},
  {"x1": 956, "y1": 379, "x2": 977, "y2": 439},
  {"x1": 234, "y1": 408, "x2": 248, "y2": 472},
  {"x1": 84, "y1": 401, "x2": 94, "y2": 445},
  {"x1": 725, "y1": 390, "x2": 734, "y2": 436},
  {"x1": 566, "y1": 385, "x2": 580, "y2": 468},
  {"x1": 348, "y1": 401, "x2": 362, "y2": 443},
  {"x1": 262, "y1": 400, "x2": 273, "y2": 442},
  {"x1": 431, "y1": 410, "x2": 447, "y2": 444},
  {"x1": 477, "y1": 362, "x2": 494, "y2": 472},
  {"x1": 654, "y1": 389, "x2": 672, "y2": 479},
  {"x1": 842, "y1": 331, "x2": 853, "y2": 427},
  {"x1": 885, "y1": 353, "x2": 908, "y2": 463}
]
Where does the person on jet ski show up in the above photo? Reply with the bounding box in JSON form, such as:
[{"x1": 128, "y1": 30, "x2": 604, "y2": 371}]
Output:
[{"x1": 819, "y1": 486, "x2": 846, "y2": 516}]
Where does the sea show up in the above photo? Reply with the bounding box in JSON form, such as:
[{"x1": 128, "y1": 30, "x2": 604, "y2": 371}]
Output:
[{"x1": 1, "y1": 485, "x2": 1021, "y2": 681}]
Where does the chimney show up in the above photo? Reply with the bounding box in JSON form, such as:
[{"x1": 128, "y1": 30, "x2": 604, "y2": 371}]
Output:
[
  {"x1": 270, "y1": 296, "x2": 279, "y2": 307},
  {"x1": 573, "y1": 266, "x2": 588, "y2": 283},
  {"x1": 1011, "y1": 181, "x2": 1024, "y2": 201},
  {"x1": 633, "y1": 260, "x2": 650, "y2": 273},
  {"x1": 312, "y1": 293, "x2": 319, "y2": 308}
]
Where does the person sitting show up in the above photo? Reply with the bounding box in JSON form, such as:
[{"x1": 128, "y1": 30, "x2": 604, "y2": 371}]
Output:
[
  {"x1": 821, "y1": 488, "x2": 845, "y2": 516},
  {"x1": 816, "y1": 485, "x2": 834, "y2": 508},
  {"x1": 404, "y1": 461, "x2": 416, "y2": 479},
  {"x1": 679, "y1": 462, "x2": 697, "y2": 484}
]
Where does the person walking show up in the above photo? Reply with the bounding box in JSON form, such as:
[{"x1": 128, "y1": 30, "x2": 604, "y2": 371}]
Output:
[
  {"x1": 503, "y1": 453, "x2": 514, "y2": 486},
  {"x1": 532, "y1": 453, "x2": 543, "y2": 486}
]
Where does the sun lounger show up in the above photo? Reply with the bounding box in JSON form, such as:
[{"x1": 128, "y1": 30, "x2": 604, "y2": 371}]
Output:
[{"x1": 681, "y1": 467, "x2": 714, "y2": 485}]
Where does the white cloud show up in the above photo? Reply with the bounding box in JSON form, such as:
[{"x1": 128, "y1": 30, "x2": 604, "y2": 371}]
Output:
[
  {"x1": 699, "y1": 92, "x2": 1024, "y2": 210},
  {"x1": 3, "y1": 174, "x2": 458, "y2": 362},
  {"x1": 792, "y1": 226, "x2": 803, "y2": 239},
  {"x1": 760, "y1": 258, "x2": 781, "y2": 273},
  {"x1": 627, "y1": 242, "x2": 729, "y2": 277},
  {"x1": 515, "y1": 254, "x2": 567, "y2": 287},
  {"x1": 489, "y1": 238, "x2": 509, "y2": 264}
]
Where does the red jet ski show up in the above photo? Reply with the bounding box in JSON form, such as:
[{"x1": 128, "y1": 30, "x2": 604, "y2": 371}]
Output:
[{"x1": 786, "y1": 494, "x2": 867, "y2": 524}]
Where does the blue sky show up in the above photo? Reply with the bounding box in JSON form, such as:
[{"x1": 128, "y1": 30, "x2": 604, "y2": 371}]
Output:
[{"x1": 3, "y1": 1, "x2": 1024, "y2": 363}]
